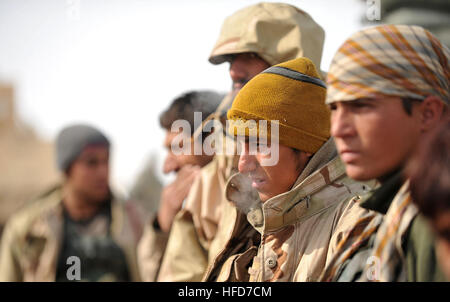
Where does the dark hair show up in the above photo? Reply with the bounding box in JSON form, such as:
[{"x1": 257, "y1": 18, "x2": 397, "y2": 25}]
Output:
[
  {"x1": 159, "y1": 91, "x2": 224, "y2": 140},
  {"x1": 408, "y1": 118, "x2": 450, "y2": 218},
  {"x1": 291, "y1": 147, "x2": 312, "y2": 172}
]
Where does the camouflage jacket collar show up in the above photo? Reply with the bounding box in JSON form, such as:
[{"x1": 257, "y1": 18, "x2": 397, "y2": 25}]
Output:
[
  {"x1": 226, "y1": 155, "x2": 348, "y2": 234},
  {"x1": 253, "y1": 156, "x2": 347, "y2": 234}
]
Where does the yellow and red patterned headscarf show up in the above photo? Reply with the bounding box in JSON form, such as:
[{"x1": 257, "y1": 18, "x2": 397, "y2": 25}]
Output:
[{"x1": 326, "y1": 25, "x2": 449, "y2": 105}]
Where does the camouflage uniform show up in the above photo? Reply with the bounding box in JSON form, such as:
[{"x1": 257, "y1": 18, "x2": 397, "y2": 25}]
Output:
[{"x1": 0, "y1": 185, "x2": 144, "y2": 281}]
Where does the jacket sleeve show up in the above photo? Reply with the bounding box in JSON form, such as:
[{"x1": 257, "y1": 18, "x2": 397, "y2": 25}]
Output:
[
  {"x1": 136, "y1": 215, "x2": 169, "y2": 282},
  {"x1": 404, "y1": 214, "x2": 447, "y2": 282},
  {"x1": 0, "y1": 220, "x2": 23, "y2": 282},
  {"x1": 326, "y1": 195, "x2": 370, "y2": 265},
  {"x1": 156, "y1": 209, "x2": 208, "y2": 282},
  {"x1": 156, "y1": 156, "x2": 228, "y2": 282}
]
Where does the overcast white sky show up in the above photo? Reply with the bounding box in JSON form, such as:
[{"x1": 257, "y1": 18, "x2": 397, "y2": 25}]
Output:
[{"x1": 0, "y1": 0, "x2": 367, "y2": 192}]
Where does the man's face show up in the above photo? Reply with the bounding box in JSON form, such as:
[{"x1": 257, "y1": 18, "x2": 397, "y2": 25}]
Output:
[
  {"x1": 238, "y1": 141, "x2": 310, "y2": 202},
  {"x1": 229, "y1": 53, "x2": 270, "y2": 92},
  {"x1": 66, "y1": 145, "x2": 110, "y2": 203},
  {"x1": 330, "y1": 97, "x2": 422, "y2": 181},
  {"x1": 162, "y1": 130, "x2": 212, "y2": 174}
]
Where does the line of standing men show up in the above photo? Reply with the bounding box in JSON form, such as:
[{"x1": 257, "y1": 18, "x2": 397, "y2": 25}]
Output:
[
  {"x1": 0, "y1": 2, "x2": 448, "y2": 282},
  {"x1": 138, "y1": 2, "x2": 449, "y2": 282}
]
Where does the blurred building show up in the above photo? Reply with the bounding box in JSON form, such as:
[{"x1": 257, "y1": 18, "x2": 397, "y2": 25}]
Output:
[
  {"x1": 363, "y1": 0, "x2": 450, "y2": 47},
  {"x1": 129, "y1": 155, "x2": 162, "y2": 219},
  {"x1": 0, "y1": 83, "x2": 60, "y2": 235}
]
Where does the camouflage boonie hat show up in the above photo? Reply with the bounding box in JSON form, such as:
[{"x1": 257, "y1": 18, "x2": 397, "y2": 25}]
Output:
[{"x1": 209, "y1": 2, "x2": 325, "y2": 69}]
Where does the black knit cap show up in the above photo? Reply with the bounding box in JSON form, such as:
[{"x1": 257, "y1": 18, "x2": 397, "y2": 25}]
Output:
[{"x1": 56, "y1": 124, "x2": 110, "y2": 172}]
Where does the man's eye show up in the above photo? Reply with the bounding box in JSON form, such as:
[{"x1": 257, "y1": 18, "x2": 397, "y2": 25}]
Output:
[
  {"x1": 171, "y1": 141, "x2": 183, "y2": 149},
  {"x1": 247, "y1": 142, "x2": 264, "y2": 154},
  {"x1": 86, "y1": 159, "x2": 99, "y2": 166},
  {"x1": 329, "y1": 104, "x2": 337, "y2": 111},
  {"x1": 353, "y1": 102, "x2": 368, "y2": 107},
  {"x1": 256, "y1": 142, "x2": 271, "y2": 154},
  {"x1": 344, "y1": 102, "x2": 373, "y2": 112},
  {"x1": 352, "y1": 100, "x2": 375, "y2": 108}
]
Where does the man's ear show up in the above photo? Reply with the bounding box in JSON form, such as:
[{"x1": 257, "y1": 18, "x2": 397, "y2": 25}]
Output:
[
  {"x1": 294, "y1": 150, "x2": 313, "y2": 172},
  {"x1": 65, "y1": 164, "x2": 73, "y2": 176},
  {"x1": 62, "y1": 168, "x2": 71, "y2": 183},
  {"x1": 418, "y1": 96, "x2": 446, "y2": 132}
]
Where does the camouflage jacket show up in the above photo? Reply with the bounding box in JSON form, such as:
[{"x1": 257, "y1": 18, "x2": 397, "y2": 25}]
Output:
[
  {"x1": 0, "y1": 185, "x2": 144, "y2": 281},
  {"x1": 321, "y1": 175, "x2": 446, "y2": 282},
  {"x1": 203, "y1": 139, "x2": 376, "y2": 282}
]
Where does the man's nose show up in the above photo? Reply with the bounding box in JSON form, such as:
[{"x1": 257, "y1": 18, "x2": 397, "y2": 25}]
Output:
[
  {"x1": 229, "y1": 58, "x2": 248, "y2": 84},
  {"x1": 238, "y1": 143, "x2": 257, "y2": 174},
  {"x1": 97, "y1": 160, "x2": 109, "y2": 180},
  {"x1": 331, "y1": 105, "x2": 355, "y2": 139},
  {"x1": 163, "y1": 154, "x2": 179, "y2": 174}
]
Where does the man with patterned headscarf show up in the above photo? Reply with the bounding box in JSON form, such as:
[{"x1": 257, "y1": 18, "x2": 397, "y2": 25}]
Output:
[{"x1": 321, "y1": 24, "x2": 449, "y2": 282}]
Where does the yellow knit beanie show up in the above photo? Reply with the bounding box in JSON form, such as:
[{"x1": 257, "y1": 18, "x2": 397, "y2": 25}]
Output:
[{"x1": 227, "y1": 57, "x2": 330, "y2": 154}]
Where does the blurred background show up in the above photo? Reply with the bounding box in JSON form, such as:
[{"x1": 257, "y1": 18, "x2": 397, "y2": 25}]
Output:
[{"x1": 0, "y1": 0, "x2": 449, "y2": 234}]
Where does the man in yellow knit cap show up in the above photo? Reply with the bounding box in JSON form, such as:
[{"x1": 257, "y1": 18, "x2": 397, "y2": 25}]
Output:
[{"x1": 202, "y1": 57, "x2": 375, "y2": 282}]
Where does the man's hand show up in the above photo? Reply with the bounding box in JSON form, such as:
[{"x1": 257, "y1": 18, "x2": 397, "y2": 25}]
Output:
[{"x1": 157, "y1": 165, "x2": 200, "y2": 233}]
